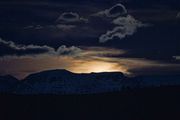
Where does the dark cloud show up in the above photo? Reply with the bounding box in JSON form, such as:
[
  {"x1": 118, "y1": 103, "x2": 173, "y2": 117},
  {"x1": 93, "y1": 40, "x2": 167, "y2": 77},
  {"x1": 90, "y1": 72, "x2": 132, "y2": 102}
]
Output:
[
  {"x1": 173, "y1": 56, "x2": 180, "y2": 61},
  {"x1": 129, "y1": 65, "x2": 180, "y2": 76}
]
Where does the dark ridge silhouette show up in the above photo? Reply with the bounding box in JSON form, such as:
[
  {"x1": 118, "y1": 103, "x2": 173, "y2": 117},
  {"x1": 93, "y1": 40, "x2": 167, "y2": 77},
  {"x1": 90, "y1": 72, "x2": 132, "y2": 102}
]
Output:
[
  {"x1": 0, "y1": 69, "x2": 180, "y2": 94},
  {"x1": 16, "y1": 69, "x2": 126, "y2": 94},
  {"x1": 24, "y1": 69, "x2": 75, "y2": 81},
  {"x1": 0, "y1": 75, "x2": 19, "y2": 93}
]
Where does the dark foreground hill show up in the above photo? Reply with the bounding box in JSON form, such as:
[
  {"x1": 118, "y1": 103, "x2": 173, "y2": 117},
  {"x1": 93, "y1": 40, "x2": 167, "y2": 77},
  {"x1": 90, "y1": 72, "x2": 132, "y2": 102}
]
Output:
[
  {"x1": 0, "y1": 86, "x2": 180, "y2": 120},
  {"x1": 0, "y1": 75, "x2": 19, "y2": 93},
  {"x1": 0, "y1": 70, "x2": 180, "y2": 119}
]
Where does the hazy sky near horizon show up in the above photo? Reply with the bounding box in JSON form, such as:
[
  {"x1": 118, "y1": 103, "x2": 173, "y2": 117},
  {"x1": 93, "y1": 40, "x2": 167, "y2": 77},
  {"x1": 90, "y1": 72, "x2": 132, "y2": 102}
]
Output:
[{"x1": 0, "y1": 0, "x2": 180, "y2": 78}]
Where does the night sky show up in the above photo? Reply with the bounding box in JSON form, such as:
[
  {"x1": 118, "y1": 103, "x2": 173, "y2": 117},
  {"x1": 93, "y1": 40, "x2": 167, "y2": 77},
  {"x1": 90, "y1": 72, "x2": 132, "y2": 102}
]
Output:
[{"x1": 0, "y1": 0, "x2": 180, "y2": 79}]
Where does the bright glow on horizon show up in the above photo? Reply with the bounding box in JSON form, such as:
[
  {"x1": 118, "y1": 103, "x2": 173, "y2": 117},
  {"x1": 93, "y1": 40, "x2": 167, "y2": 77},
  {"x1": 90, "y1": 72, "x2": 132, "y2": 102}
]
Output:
[
  {"x1": 0, "y1": 50, "x2": 179, "y2": 79},
  {"x1": 69, "y1": 60, "x2": 127, "y2": 74}
]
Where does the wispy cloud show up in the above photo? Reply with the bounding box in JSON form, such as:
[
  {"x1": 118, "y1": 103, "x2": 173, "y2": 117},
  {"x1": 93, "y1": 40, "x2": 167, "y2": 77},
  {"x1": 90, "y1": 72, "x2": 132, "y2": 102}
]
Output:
[
  {"x1": 93, "y1": 4, "x2": 150, "y2": 43},
  {"x1": 56, "y1": 24, "x2": 76, "y2": 31},
  {"x1": 176, "y1": 12, "x2": 180, "y2": 18},
  {"x1": 99, "y1": 15, "x2": 148, "y2": 43},
  {"x1": 92, "y1": 4, "x2": 127, "y2": 18},
  {"x1": 56, "y1": 12, "x2": 88, "y2": 23},
  {"x1": 0, "y1": 38, "x2": 82, "y2": 57},
  {"x1": 23, "y1": 12, "x2": 87, "y2": 31},
  {"x1": 173, "y1": 56, "x2": 180, "y2": 60}
]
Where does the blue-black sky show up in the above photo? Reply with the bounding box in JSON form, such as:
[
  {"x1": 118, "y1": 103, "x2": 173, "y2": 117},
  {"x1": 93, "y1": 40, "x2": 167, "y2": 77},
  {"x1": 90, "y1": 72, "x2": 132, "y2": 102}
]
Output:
[{"x1": 0, "y1": 0, "x2": 180, "y2": 78}]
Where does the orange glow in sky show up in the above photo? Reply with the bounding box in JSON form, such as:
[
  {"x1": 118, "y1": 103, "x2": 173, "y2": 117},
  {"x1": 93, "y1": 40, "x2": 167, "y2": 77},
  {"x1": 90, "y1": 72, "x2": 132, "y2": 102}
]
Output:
[{"x1": 70, "y1": 60, "x2": 127, "y2": 74}]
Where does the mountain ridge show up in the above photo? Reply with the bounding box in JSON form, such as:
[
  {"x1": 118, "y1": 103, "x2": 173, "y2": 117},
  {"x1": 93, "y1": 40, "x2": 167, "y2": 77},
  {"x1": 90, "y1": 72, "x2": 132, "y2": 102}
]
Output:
[{"x1": 0, "y1": 69, "x2": 180, "y2": 94}]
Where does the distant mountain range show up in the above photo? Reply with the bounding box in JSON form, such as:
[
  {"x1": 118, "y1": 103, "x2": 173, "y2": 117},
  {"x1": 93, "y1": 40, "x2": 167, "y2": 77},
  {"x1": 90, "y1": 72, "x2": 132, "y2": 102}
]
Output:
[{"x1": 0, "y1": 69, "x2": 180, "y2": 94}]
